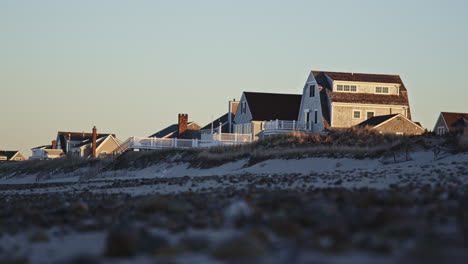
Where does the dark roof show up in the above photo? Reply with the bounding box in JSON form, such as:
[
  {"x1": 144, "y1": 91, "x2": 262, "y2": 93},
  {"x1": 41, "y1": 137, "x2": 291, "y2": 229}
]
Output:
[
  {"x1": 149, "y1": 124, "x2": 178, "y2": 138},
  {"x1": 0, "y1": 151, "x2": 20, "y2": 160},
  {"x1": 312, "y1": 71, "x2": 407, "y2": 91},
  {"x1": 74, "y1": 134, "x2": 109, "y2": 148},
  {"x1": 149, "y1": 122, "x2": 199, "y2": 138},
  {"x1": 201, "y1": 113, "x2": 230, "y2": 132},
  {"x1": 441, "y1": 112, "x2": 468, "y2": 131},
  {"x1": 244, "y1": 92, "x2": 302, "y2": 121},
  {"x1": 56, "y1": 131, "x2": 114, "y2": 153},
  {"x1": 356, "y1": 114, "x2": 398, "y2": 127},
  {"x1": 31, "y1": 145, "x2": 52, "y2": 150}
]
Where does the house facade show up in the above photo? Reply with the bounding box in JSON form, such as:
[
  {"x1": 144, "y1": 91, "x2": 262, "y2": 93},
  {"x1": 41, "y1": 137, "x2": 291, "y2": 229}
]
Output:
[
  {"x1": 70, "y1": 134, "x2": 124, "y2": 158},
  {"x1": 233, "y1": 92, "x2": 302, "y2": 139},
  {"x1": 0, "y1": 151, "x2": 26, "y2": 162},
  {"x1": 298, "y1": 71, "x2": 412, "y2": 129},
  {"x1": 433, "y1": 112, "x2": 468, "y2": 135},
  {"x1": 357, "y1": 114, "x2": 425, "y2": 135}
]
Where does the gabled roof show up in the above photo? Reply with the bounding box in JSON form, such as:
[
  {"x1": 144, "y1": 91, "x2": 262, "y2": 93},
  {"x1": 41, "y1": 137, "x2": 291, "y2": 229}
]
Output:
[
  {"x1": 312, "y1": 71, "x2": 411, "y2": 119},
  {"x1": 57, "y1": 131, "x2": 114, "y2": 152},
  {"x1": 356, "y1": 114, "x2": 399, "y2": 127},
  {"x1": 149, "y1": 122, "x2": 199, "y2": 138},
  {"x1": 312, "y1": 71, "x2": 407, "y2": 91},
  {"x1": 31, "y1": 145, "x2": 52, "y2": 150},
  {"x1": 0, "y1": 151, "x2": 21, "y2": 160},
  {"x1": 201, "y1": 113, "x2": 230, "y2": 132},
  {"x1": 74, "y1": 134, "x2": 109, "y2": 148},
  {"x1": 441, "y1": 112, "x2": 468, "y2": 130},
  {"x1": 356, "y1": 114, "x2": 423, "y2": 130},
  {"x1": 244, "y1": 92, "x2": 302, "y2": 121}
]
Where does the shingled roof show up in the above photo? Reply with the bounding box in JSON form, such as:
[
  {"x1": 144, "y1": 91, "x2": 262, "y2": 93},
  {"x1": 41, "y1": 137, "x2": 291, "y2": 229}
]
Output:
[
  {"x1": 312, "y1": 71, "x2": 411, "y2": 119},
  {"x1": 441, "y1": 112, "x2": 468, "y2": 131},
  {"x1": 356, "y1": 114, "x2": 399, "y2": 127},
  {"x1": 312, "y1": 71, "x2": 407, "y2": 91},
  {"x1": 244, "y1": 92, "x2": 302, "y2": 121}
]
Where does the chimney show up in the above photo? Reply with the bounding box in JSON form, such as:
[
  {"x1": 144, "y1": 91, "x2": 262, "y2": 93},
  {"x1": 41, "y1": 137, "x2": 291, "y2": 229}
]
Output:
[
  {"x1": 92, "y1": 126, "x2": 97, "y2": 158},
  {"x1": 178, "y1": 114, "x2": 188, "y2": 137},
  {"x1": 51, "y1": 140, "x2": 57, "y2": 149},
  {"x1": 228, "y1": 99, "x2": 240, "y2": 133}
]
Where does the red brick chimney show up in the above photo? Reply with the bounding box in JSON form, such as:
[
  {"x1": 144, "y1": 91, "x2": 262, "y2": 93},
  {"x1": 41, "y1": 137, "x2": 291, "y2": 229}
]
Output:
[
  {"x1": 92, "y1": 126, "x2": 97, "y2": 158},
  {"x1": 178, "y1": 114, "x2": 188, "y2": 137},
  {"x1": 51, "y1": 140, "x2": 57, "y2": 149}
]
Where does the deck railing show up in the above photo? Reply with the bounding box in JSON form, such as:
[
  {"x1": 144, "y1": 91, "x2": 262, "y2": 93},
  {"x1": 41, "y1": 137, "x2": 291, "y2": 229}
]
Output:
[
  {"x1": 128, "y1": 135, "x2": 252, "y2": 150},
  {"x1": 264, "y1": 120, "x2": 311, "y2": 131}
]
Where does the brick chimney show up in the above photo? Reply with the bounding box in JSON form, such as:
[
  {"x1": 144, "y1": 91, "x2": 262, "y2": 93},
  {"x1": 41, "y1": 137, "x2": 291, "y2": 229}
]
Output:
[
  {"x1": 92, "y1": 126, "x2": 97, "y2": 158},
  {"x1": 51, "y1": 140, "x2": 57, "y2": 149},
  {"x1": 178, "y1": 114, "x2": 188, "y2": 137}
]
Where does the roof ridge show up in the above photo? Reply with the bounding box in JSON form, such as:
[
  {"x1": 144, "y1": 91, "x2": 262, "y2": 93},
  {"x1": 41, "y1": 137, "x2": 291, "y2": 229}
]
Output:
[
  {"x1": 244, "y1": 91, "x2": 301, "y2": 96},
  {"x1": 312, "y1": 70, "x2": 401, "y2": 77}
]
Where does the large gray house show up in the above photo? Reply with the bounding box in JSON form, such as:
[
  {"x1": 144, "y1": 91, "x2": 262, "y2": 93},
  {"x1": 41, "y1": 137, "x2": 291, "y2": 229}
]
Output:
[{"x1": 234, "y1": 70, "x2": 417, "y2": 138}]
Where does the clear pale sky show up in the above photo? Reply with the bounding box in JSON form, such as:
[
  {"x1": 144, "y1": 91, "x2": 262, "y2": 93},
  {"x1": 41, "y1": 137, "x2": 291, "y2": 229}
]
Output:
[{"x1": 1, "y1": 0, "x2": 467, "y2": 156}]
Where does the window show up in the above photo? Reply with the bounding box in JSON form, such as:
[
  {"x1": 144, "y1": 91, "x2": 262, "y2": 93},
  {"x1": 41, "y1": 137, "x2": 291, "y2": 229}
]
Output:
[
  {"x1": 309, "y1": 85, "x2": 315, "y2": 97},
  {"x1": 437, "y1": 127, "x2": 445, "y2": 135},
  {"x1": 353, "y1": 110, "x2": 361, "y2": 119},
  {"x1": 314, "y1": 110, "x2": 318, "y2": 124},
  {"x1": 337, "y1": 84, "x2": 357, "y2": 92},
  {"x1": 305, "y1": 111, "x2": 310, "y2": 123},
  {"x1": 367, "y1": 111, "x2": 375, "y2": 119},
  {"x1": 376, "y1": 87, "x2": 389, "y2": 94}
]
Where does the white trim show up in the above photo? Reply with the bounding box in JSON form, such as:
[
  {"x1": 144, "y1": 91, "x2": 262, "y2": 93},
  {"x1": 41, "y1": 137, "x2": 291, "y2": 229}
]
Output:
[
  {"x1": 9, "y1": 152, "x2": 22, "y2": 161},
  {"x1": 333, "y1": 102, "x2": 408, "y2": 108},
  {"x1": 335, "y1": 84, "x2": 358, "y2": 93},
  {"x1": 352, "y1": 110, "x2": 362, "y2": 119}
]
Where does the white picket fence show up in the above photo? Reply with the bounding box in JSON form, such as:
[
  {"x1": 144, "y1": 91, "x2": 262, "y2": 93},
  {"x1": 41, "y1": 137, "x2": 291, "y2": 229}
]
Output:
[{"x1": 128, "y1": 135, "x2": 252, "y2": 150}]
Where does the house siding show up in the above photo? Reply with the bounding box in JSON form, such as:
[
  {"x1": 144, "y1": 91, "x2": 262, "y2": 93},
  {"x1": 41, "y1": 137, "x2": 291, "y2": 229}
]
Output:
[
  {"x1": 233, "y1": 93, "x2": 253, "y2": 125},
  {"x1": 298, "y1": 73, "x2": 324, "y2": 133},
  {"x1": 433, "y1": 114, "x2": 448, "y2": 135},
  {"x1": 333, "y1": 81, "x2": 400, "y2": 95},
  {"x1": 374, "y1": 116, "x2": 425, "y2": 135},
  {"x1": 332, "y1": 104, "x2": 408, "y2": 128}
]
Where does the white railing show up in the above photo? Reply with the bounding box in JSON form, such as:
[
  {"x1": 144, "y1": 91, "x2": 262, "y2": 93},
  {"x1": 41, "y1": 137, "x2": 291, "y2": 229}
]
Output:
[
  {"x1": 201, "y1": 133, "x2": 252, "y2": 142},
  {"x1": 129, "y1": 136, "x2": 252, "y2": 150},
  {"x1": 264, "y1": 120, "x2": 311, "y2": 131}
]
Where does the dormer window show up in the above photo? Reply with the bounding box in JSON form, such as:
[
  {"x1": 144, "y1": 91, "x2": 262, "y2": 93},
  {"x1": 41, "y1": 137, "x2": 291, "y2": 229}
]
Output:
[
  {"x1": 309, "y1": 84, "x2": 315, "y2": 97},
  {"x1": 375, "y1": 87, "x2": 389, "y2": 94},
  {"x1": 336, "y1": 84, "x2": 357, "y2": 92}
]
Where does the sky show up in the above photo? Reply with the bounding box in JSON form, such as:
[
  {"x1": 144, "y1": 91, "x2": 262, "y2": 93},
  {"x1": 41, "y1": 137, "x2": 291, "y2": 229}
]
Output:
[{"x1": 1, "y1": 0, "x2": 467, "y2": 156}]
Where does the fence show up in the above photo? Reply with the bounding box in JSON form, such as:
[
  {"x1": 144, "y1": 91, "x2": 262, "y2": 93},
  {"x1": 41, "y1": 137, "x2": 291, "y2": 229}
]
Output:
[
  {"x1": 128, "y1": 135, "x2": 252, "y2": 150},
  {"x1": 200, "y1": 132, "x2": 252, "y2": 142}
]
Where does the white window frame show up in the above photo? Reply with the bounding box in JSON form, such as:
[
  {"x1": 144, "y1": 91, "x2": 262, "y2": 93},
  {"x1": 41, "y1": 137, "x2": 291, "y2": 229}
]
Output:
[
  {"x1": 336, "y1": 84, "x2": 358, "y2": 93},
  {"x1": 353, "y1": 110, "x2": 362, "y2": 119},
  {"x1": 437, "y1": 126, "x2": 445, "y2": 135},
  {"x1": 366, "y1": 111, "x2": 376, "y2": 119},
  {"x1": 314, "y1": 110, "x2": 318, "y2": 124},
  {"x1": 375, "y1": 86, "x2": 390, "y2": 94}
]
